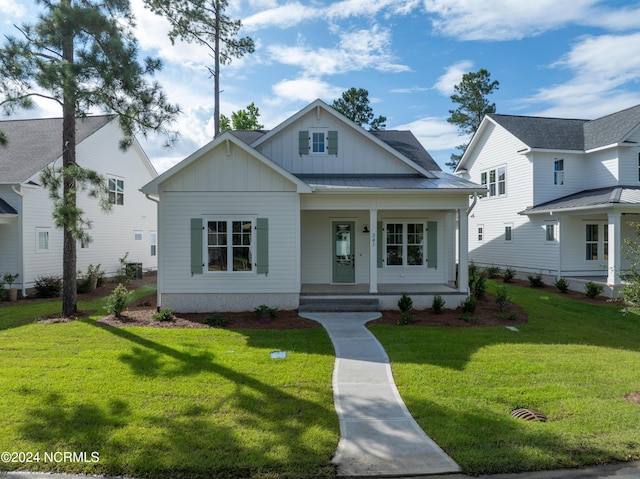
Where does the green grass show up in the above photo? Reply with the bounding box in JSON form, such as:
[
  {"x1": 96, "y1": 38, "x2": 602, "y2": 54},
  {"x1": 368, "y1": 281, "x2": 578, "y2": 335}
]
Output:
[
  {"x1": 371, "y1": 282, "x2": 640, "y2": 475},
  {"x1": 0, "y1": 286, "x2": 338, "y2": 479}
]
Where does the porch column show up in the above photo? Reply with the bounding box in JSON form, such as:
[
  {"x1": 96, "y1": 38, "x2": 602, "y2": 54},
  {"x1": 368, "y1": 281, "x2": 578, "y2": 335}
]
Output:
[
  {"x1": 607, "y1": 211, "x2": 622, "y2": 286},
  {"x1": 458, "y1": 209, "x2": 469, "y2": 294},
  {"x1": 369, "y1": 209, "x2": 378, "y2": 293}
]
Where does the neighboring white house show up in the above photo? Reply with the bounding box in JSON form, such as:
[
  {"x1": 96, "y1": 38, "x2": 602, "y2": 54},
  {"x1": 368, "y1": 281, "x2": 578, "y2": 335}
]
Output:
[
  {"x1": 455, "y1": 104, "x2": 640, "y2": 295},
  {"x1": 142, "y1": 99, "x2": 484, "y2": 312},
  {"x1": 0, "y1": 115, "x2": 158, "y2": 296}
]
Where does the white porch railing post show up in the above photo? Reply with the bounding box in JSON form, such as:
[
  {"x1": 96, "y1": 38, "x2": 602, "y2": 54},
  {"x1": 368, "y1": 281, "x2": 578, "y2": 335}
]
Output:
[
  {"x1": 369, "y1": 209, "x2": 378, "y2": 293},
  {"x1": 458, "y1": 209, "x2": 469, "y2": 294},
  {"x1": 608, "y1": 211, "x2": 622, "y2": 286}
]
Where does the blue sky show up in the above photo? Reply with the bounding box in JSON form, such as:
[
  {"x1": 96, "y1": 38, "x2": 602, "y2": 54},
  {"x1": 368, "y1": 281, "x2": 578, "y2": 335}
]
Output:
[{"x1": 2, "y1": 0, "x2": 640, "y2": 172}]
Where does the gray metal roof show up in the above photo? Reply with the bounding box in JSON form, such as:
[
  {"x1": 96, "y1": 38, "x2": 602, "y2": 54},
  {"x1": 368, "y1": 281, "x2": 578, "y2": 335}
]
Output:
[
  {"x1": 296, "y1": 172, "x2": 480, "y2": 191},
  {"x1": 488, "y1": 104, "x2": 640, "y2": 152},
  {"x1": 0, "y1": 196, "x2": 17, "y2": 215},
  {"x1": 0, "y1": 115, "x2": 114, "y2": 184},
  {"x1": 520, "y1": 186, "x2": 640, "y2": 214}
]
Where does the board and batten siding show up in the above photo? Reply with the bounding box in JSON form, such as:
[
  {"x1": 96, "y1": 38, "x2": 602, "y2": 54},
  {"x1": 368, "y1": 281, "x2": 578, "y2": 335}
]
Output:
[{"x1": 255, "y1": 108, "x2": 417, "y2": 176}]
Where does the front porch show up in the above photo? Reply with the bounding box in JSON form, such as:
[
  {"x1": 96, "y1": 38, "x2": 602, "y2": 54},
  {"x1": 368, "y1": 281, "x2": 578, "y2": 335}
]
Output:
[{"x1": 300, "y1": 282, "x2": 467, "y2": 310}]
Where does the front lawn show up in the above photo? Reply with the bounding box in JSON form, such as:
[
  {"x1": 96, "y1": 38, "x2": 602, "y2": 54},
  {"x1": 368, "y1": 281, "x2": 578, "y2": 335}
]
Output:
[
  {"x1": 371, "y1": 282, "x2": 640, "y2": 475},
  {"x1": 0, "y1": 288, "x2": 338, "y2": 479}
]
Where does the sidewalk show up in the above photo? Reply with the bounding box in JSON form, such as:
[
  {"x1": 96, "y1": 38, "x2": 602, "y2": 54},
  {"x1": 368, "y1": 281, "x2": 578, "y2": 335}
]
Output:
[{"x1": 300, "y1": 312, "x2": 460, "y2": 477}]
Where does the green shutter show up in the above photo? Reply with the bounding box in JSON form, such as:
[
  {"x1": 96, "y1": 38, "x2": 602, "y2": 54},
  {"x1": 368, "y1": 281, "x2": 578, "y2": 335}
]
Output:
[
  {"x1": 191, "y1": 218, "x2": 203, "y2": 275},
  {"x1": 427, "y1": 221, "x2": 437, "y2": 269},
  {"x1": 298, "y1": 131, "x2": 309, "y2": 155},
  {"x1": 377, "y1": 221, "x2": 383, "y2": 268},
  {"x1": 256, "y1": 218, "x2": 269, "y2": 274},
  {"x1": 327, "y1": 130, "x2": 338, "y2": 155}
]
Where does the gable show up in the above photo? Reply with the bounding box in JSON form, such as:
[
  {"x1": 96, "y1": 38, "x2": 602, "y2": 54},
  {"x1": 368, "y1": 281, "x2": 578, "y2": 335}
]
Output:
[
  {"x1": 159, "y1": 139, "x2": 300, "y2": 193},
  {"x1": 252, "y1": 100, "x2": 432, "y2": 177}
]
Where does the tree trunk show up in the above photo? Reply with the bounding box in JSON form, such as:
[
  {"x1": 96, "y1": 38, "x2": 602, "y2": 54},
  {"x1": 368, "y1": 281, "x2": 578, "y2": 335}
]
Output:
[
  {"x1": 213, "y1": 0, "x2": 220, "y2": 137},
  {"x1": 61, "y1": 0, "x2": 77, "y2": 317}
]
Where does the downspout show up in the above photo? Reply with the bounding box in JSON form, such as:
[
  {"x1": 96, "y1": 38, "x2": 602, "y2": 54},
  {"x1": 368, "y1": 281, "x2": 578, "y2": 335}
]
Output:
[
  {"x1": 466, "y1": 191, "x2": 478, "y2": 216},
  {"x1": 11, "y1": 185, "x2": 26, "y2": 298}
]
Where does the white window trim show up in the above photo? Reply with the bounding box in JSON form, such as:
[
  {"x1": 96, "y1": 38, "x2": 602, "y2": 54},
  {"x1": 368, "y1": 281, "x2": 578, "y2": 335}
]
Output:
[
  {"x1": 480, "y1": 165, "x2": 507, "y2": 198},
  {"x1": 384, "y1": 221, "x2": 426, "y2": 267},
  {"x1": 205, "y1": 216, "x2": 256, "y2": 274},
  {"x1": 545, "y1": 223, "x2": 556, "y2": 242},
  {"x1": 36, "y1": 227, "x2": 50, "y2": 253},
  {"x1": 554, "y1": 158, "x2": 565, "y2": 186},
  {"x1": 134, "y1": 230, "x2": 143, "y2": 241},
  {"x1": 150, "y1": 231, "x2": 157, "y2": 257},
  {"x1": 309, "y1": 129, "x2": 328, "y2": 156},
  {"x1": 108, "y1": 176, "x2": 125, "y2": 206},
  {"x1": 504, "y1": 224, "x2": 513, "y2": 242}
]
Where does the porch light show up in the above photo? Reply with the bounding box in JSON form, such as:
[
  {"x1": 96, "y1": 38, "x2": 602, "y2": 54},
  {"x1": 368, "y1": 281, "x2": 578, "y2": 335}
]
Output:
[{"x1": 362, "y1": 225, "x2": 370, "y2": 233}]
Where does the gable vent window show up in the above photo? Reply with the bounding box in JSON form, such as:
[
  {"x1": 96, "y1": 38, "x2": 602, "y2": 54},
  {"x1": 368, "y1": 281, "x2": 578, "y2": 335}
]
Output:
[{"x1": 299, "y1": 130, "x2": 338, "y2": 156}]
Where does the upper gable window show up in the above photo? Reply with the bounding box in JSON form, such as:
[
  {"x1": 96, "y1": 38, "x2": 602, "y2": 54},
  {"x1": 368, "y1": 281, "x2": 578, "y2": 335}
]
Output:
[
  {"x1": 554, "y1": 158, "x2": 564, "y2": 185},
  {"x1": 299, "y1": 130, "x2": 338, "y2": 156},
  {"x1": 312, "y1": 131, "x2": 326, "y2": 153},
  {"x1": 480, "y1": 166, "x2": 506, "y2": 198},
  {"x1": 108, "y1": 177, "x2": 124, "y2": 205}
]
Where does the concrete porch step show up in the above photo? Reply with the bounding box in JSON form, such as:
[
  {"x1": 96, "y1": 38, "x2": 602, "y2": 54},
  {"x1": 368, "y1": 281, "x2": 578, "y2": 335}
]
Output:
[{"x1": 298, "y1": 296, "x2": 380, "y2": 313}]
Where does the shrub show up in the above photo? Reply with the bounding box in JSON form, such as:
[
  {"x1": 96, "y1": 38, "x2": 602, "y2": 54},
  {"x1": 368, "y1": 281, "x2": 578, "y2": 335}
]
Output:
[
  {"x1": 527, "y1": 274, "x2": 544, "y2": 288},
  {"x1": 397, "y1": 293, "x2": 414, "y2": 325},
  {"x1": 554, "y1": 277, "x2": 570, "y2": 293},
  {"x1": 105, "y1": 283, "x2": 131, "y2": 318},
  {"x1": 117, "y1": 252, "x2": 136, "y2": 283},
  {"x1": 204, "y1": 314, "x2": 228, "y2": 327},
  {"x1": 502, "y1": 267, "x2": 515, "y2": 283},
  {"x1": 397, "y1": 311, "x2": 414, "y2": 325},
  {"x1": 34, "y1": 275, "x2": 62, "y2": 298},
  {"x1": 254, "y1": 304, "x2": 278, "y2": 319},
  {"x1": 461, "y1": 295, "x2": 477, "y2": 314},
  {"x1": 484, "y1": 265, "x2": 501, "y2": 279},
  {"x1": 471, "y1": 274, "x2": 487, "y2": 299},
  {"x1": 494, "y1": 284, "x2": 510, "y2": 311},
  {"x1": 585, "y1": 281, "x2": 604, "y2": 299},
  {"x1": 152, "y1": 308, "x2": 174, "y2": 322},
  {"x1": 496, "y1": 310, "x2": 518, "y2": 321},
  {"x1": 432, "y1": 295, "x2": 446, "y2": 314}
]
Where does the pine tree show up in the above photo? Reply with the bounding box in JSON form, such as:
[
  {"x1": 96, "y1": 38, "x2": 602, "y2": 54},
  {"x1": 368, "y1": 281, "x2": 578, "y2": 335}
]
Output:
[
  {"x1": 447, "y1": 69, "x2": 499, "y2": 170},
  {"x1": 143, "y1": 0, "x2": 254, "y2": 136},
  {"x1": 220, "y1": 102, "x2": 264, "y2": 130},
  {"x1": 332, "y1": 87, "x2": 387, "y2": 131},
  {"x1": 0, "y1": 0, "x2": 179, "y2": 317}
]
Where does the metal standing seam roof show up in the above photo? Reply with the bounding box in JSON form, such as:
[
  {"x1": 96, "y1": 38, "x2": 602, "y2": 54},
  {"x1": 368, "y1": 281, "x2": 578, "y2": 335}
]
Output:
[
  {"x1": 296, "y1": 172, "x2": 480, "y2": 190},
  {"x1": 520, "y1": 186, "x2": 640, "y2": 214},
  {"x1": 0, "y1": 115, "x2": 114, "y2": 184}
]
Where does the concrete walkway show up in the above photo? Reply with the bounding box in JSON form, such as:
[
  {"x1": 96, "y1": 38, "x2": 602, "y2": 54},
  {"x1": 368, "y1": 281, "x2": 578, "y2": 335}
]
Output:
[{"x1": 300, "y1": 312, "x2": 460, "y2": 477}]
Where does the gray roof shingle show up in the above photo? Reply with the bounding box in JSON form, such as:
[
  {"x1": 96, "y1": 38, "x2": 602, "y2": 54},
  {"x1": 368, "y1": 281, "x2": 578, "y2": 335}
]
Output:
[
  {"x1": 488, "y1": 104, "x2": 640, "y2": 152},
  {"x1": 520, "y1": 186, "x2": 640, "y2": 214},
  {"x1": 0, "y1": 115, "x2": 114, "y2": 184}
]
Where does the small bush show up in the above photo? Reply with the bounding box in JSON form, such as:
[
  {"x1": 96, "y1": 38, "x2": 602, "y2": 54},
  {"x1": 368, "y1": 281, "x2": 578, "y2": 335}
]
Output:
[
  {"x1": 397, "y1": 311, "x2": 414, "y2": 325},
  {"x1": 398, "y1": 293, "x2": 413, "y2": 313},
  {"x1": 554, "y1": 277, "x2": 570, "y2": 293},
  {"x1": 585, "y1": 281, "x2": 604, "y2": 299},
  {"x1": 471, "y1": 274, "x2": 487, "y2": 299},
  {"x1": 484, "y1": 265, "x2": 502, "y2": 279},
  {"x1": 502, "y1": 267, "x2": 515, "y2": 283},
  {"x1": 204, "y1": 314, "x2": 228, "y2": 327},
  {"x1": 254, "y1": 304, "x2": 278, "y2": 319},
  {"x1": 34, "y1": 275, "x2": 62, "y2": 298},
  {"x1": 105, "y1": 283, "x2": 131, "y2": 318},
  {"x1": 432, "y1": 295, "x2": 446, "y2": 314},
  {"x1": 496, "y1": 310, "x2": 518, "y2": 321},
  {"x1": 527, "y1": 274, "x2": 544, "y2": 288},
  {"x1": 461, "y1": 295, "x2": 477, "y2": 314},
  {"x1": 152, "y1": 308, "x2": 174, "y2": 322},
  {"x1": 494, "y1": 284, "x2": 510, "y2": 311},
  {"x1": 460, "y1": 312, "x2": 477, "y2": 323}
]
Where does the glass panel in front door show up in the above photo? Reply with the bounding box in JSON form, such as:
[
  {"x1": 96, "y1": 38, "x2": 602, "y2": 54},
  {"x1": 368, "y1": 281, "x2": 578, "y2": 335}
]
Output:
[{"x1": 334, "y1": 222, "x2": 355, "y2": 283}]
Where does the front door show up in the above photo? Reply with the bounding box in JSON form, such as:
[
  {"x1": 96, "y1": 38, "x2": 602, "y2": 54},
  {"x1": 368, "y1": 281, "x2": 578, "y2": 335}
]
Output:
[{"x1": 332, "y1": 222, "x2": 355, "y2": 283}]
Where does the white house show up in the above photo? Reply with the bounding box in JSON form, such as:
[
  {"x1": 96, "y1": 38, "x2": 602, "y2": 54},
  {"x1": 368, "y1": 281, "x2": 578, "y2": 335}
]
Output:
[
  {"x1": 455, "y1": 104, "x2": 640, "y2": 295},
  {"x1": 142, "y1": 99, "x2": 484, "y2": 312},
  {"x1": 0, "y1": 115, "x2": 158, "y2": 296}
]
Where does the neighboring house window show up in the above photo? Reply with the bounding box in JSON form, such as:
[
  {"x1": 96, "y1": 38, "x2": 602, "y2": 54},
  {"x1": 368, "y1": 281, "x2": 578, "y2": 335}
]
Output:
[
  {"x1": 546, "y1": 224, "x2": 555, "y2": 241},
  {"x1": 481, "y1": 166, "x2": 506, "y2": 198},
  {"x1": 207, "y1": 219, "x2": 254, "y2": 272},
  {"x1": 108, "y1": 177, "x2": 124, "y2": 205},
  {"x1": 385, "y1": 222, "x2": 424, "y2": 266},
  {"x1": 554, "y1": 158, "x2": 564, "y2": 185},
  {"x1": 80, "y1": 237, "x2": 90, "y2": 249},
  {"x1": 36, "y1": 228, "x2": 50, "y2": 252},
  {"x1": 478, "y1": 225, "x2": 484, "y2": 242},
  {"x1": 134, "y1": 230, "x2": 143, "y2": 241},
  {"x1": 505, "y1": 225, "x2": 513, "y2": 242},
  {"x1": 150, "y1": 231, "x2": 157, "y2": 257},
  {"x1": 586, "y1": 224, "x2": 598, "y2": 260}
]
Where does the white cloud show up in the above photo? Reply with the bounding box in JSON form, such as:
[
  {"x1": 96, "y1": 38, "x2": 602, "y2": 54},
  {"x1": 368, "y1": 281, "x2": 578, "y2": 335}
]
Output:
[
  {"x1": 423, "y1": 0, "x2": 605, "y2": 41},
  {"x1": 394, "y1": 116, "x2": 463, "y2": 151},
  {"x1": 434, "y1": 60, "x2": 473, "y2": 96},
  {"x1": 391, "y1": 86, "x2": 431, "y2": 94},
  {"x1": 243, "y1": 2, "x2": 314, "y2": 31},
  {"x1": 271, "y1": 78, "x2": 344, "y2": 103},
  {"x1": 0, "y1": 0, "x2": 25, "y2": 20},
  {"x1": 526, "y1": 33, "x2": 640, "y2": 118}
]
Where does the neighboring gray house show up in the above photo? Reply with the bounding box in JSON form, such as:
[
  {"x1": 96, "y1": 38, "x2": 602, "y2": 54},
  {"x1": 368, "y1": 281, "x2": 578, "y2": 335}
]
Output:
[
  {"x1": 0, "y1": 116, "x2": 158, "y2": 296},
  {"x1": 142, "y1": 99, "x2": 485, "y2": 312},
  {"x1": 456, "y1": 104, "x2": 640, "y2": 295}
]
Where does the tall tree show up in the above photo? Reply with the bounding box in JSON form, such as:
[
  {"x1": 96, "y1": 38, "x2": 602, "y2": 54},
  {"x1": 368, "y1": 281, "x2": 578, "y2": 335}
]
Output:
[
  {"x1": 332, "y1": 87, "x2": 387, "y2": 131},
  {"x1": 143, "y1": 0, "x2": 254, "y2": 136},
  {"x1": 0, "y1": 0, "x2": 179, "y2": 317},
  {"x1": 446, "y1": 68, "x2": 499, "y2": 170},
  {"x1": 220, "y1": 102, "x2": 264, "y2": 130}
]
